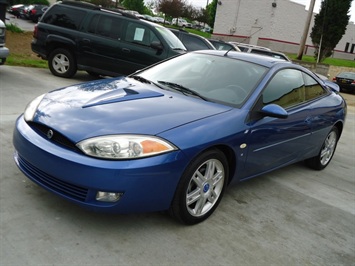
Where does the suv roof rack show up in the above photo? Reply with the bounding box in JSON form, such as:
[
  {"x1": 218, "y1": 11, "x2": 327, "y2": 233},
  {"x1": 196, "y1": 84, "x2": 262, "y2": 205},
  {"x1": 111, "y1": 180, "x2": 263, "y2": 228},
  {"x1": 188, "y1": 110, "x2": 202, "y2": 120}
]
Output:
[
  {"x1": 60, "y1": 1, "x2": 138, "y2": 19},
  {"x1": 61, "y1": 0, "x2": 100, "y2": 10}
]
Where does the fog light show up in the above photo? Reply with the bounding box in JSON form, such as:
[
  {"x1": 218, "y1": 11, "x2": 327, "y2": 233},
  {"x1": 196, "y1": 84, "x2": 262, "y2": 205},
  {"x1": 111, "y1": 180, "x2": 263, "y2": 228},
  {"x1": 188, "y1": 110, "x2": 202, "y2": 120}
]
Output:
[{"x1": 96, "y1": 191, "x2": 123, "y2": 202}]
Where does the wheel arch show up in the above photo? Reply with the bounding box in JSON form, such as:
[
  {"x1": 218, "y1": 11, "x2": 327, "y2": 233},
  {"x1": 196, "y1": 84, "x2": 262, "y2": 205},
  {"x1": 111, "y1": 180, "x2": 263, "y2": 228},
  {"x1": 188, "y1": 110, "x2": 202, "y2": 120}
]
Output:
[
  {"x1": 190, "y1": 144, "x2": 237, "y2": 186},
  {"x1": 45, "y1": 35, "x2": 76, "y2": 58}
]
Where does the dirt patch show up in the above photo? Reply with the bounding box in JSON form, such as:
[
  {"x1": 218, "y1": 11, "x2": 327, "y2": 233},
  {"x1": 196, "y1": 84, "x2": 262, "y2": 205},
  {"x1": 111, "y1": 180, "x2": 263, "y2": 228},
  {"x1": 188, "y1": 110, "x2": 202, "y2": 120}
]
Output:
[{"x1": 6, "y1": 31, "x2": 41, "y2": 61}]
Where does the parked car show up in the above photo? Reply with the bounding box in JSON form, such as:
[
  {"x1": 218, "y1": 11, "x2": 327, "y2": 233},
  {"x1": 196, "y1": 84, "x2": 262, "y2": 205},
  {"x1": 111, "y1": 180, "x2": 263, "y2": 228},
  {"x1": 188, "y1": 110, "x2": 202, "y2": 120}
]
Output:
[
  {"x1": 27, "y1": 4, "x2": 49, "y2": 23},
  {"x1": 13, "y1": 50, "x2": 346, "y2": 225},
  {"x1": 172, "y1": 18, "x2": 192, "y2": 28},
  {"x1": 230, "y1": 42, "x2": 271, "y2": 52},
  {"x1": 31, "y1": 1, "x2": 186, "y2": 78},
  {"x1": 7, "y1": 4, "x2": 25, "y2": 17},
  {"x1": 332, "y1": 72, "x2": 355, "y2": 93},
  {"x1": 209, "y1": 39, "x2": 241, "y2": 51},
  {"x1": 0, "y1": 19, "x2": 9, "y2": 65},
  {"x1": 231, "y1": 42, "x2": 290, "y2": 61},
  {"x1": 170, "y1": 29, "x2": 215, "y2": 51}
]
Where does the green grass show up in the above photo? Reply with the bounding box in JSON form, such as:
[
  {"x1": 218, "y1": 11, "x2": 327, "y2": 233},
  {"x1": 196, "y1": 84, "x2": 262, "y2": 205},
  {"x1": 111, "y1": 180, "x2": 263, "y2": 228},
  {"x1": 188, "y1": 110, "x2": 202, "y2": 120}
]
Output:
[
  {"x1": 288, "y1": 54, "x2": 355, "y2": 67},
  {"x1": 6, "y1": 56, "x2": 48, "y2": 68},
  {"x1": 6, "y1": 23, "x2": 24, "y2": 33}
]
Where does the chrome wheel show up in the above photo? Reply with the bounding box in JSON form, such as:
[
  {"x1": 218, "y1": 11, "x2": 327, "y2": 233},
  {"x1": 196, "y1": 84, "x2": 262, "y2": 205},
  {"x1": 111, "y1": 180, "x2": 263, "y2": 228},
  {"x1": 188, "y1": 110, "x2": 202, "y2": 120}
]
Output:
[
  {"x1": 52, "y1": 53, "x2": 70, "y2": 74},
  {"x1": 48, "y1": 48, "x2": 77, "y2": 78},
  {"x1": 186, "y1": 159, "x2": 225, "y2": 217},
  {"x1": 319, "y1": 130, "x2": 337, "y2": 166},
  {"x1": 306, "y1": 126, "x2": 339, "y2": 170},
  {"x1": 170, "y1": 149, "x2": 228, "y2": 224}
]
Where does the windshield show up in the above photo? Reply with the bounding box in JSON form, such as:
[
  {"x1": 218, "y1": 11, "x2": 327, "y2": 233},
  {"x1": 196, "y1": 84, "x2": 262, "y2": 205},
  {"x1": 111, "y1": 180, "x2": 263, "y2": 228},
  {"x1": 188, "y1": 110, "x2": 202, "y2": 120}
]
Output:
[
  {"x1": 137, "y1": 53, "x2": 267, "y2": 107},
  {"x1": 155, "y1": 26, "x2": 186, "y2": 50}
]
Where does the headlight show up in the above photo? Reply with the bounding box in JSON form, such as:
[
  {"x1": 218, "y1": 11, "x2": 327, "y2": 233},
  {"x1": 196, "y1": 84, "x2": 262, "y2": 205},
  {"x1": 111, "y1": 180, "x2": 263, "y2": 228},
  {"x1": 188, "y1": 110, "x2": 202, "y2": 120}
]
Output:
[
  {"x1": 77, "y1": 135, "x2": 177, "y2": 159},
  {"x1": 24, "y1": 94, "x2": 45, "y2": 122}
]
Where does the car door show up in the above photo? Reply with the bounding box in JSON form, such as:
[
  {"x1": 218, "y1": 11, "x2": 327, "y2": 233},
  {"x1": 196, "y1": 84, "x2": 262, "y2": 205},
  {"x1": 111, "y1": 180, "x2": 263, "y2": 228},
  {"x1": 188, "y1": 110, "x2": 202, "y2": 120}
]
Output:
[
  {"x1": 118, "y1": 21, "x2": 169, "y2": 74},
  {"x1": 79, "y1": 14, "x2": 124, "y2": 75},
  {"x1": 242, "y1": 68, "x2": 314, "y2": 178}
]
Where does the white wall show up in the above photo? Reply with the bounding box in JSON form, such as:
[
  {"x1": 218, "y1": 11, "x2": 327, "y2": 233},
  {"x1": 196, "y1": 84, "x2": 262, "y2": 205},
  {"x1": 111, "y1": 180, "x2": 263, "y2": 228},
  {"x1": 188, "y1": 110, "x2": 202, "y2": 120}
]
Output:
[{"x1": 212, "y1": 0, "x2": 355, "y2": 60}]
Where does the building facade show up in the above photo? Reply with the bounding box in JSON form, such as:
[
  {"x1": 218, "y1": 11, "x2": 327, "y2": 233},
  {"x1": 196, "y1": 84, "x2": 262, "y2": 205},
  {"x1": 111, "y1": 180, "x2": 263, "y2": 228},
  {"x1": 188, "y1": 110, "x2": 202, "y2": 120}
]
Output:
[{"x1": 212, "y1": 0, "x2": 355, "y2": 60}]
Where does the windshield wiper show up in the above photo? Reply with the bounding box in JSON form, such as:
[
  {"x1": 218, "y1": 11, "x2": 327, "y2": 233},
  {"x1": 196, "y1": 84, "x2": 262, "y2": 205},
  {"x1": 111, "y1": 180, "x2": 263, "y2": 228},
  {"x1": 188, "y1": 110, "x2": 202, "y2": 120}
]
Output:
[
  {"x1": 130, "y1": 75, "x2": 152, "y2": 84},
  {"x1": 157, "y1": 81, "x2": 207, "y2": 101},
  {"x1": 130, "y1": 75, "x2": 166, "y2": 90}
]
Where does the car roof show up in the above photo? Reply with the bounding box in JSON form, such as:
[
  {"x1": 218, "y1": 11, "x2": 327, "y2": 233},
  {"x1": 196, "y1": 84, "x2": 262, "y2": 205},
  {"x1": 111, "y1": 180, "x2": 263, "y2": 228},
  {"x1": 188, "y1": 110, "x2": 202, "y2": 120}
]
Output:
[{"x1": 193, "y1": 50, "x2": 292, "y2": 68}]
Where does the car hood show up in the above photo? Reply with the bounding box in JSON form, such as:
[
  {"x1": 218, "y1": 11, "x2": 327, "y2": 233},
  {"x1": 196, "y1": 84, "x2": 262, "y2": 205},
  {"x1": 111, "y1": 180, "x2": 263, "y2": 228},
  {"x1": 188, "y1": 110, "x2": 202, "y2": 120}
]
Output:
[{"x1": 33, "y1": 77, "x2": 232, "y2": 142}]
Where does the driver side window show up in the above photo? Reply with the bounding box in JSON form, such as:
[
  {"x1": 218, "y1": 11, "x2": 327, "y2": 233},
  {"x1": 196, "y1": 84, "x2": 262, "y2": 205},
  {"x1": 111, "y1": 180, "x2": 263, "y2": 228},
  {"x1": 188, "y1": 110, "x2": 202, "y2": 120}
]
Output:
[{"x1": 262, "y1": 69, "x2": 305, "y2": 108}]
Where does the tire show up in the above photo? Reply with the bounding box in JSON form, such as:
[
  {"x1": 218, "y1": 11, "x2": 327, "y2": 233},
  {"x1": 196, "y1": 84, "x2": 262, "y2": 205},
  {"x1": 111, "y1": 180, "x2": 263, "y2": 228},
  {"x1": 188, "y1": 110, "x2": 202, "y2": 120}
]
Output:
[
  {"x1": 48, "y1": 48, "x2": 77, "y2": 78},
  {"x1": 170, "y1": 149, "x2": 229, "y2": 225},
  {"x1": 306, "y1": 126, "x2": 339, "y2": 170}
]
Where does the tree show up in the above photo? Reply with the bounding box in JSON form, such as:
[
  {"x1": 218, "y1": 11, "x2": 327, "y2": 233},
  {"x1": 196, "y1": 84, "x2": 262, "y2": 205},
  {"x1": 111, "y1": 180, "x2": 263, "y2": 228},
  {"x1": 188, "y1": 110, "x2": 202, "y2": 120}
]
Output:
[
  {"x1": 206, "y1": 0, "x2": 218, "y2": 27},
  {"x1": 310, "y1": 0, "x2": 352, "y2": 62},
  {"x1": 121, "y1": 0, "x2": 146, "y2": 14},
  {"x1": 157, "y1": 0, "x2": 185, "y2": 23}
]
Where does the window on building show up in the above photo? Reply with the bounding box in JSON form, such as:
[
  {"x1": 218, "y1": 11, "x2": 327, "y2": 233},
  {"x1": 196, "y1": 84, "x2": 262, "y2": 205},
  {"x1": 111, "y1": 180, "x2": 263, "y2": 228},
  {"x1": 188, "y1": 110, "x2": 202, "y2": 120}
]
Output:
[{"x1": 345, "y1": 42, "x2": 350, "y2": 52}]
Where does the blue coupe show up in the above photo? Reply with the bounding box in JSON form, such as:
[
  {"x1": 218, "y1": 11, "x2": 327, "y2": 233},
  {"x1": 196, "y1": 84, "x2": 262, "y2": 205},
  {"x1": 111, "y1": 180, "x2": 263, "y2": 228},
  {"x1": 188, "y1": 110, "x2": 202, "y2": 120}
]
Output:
[{"x1": 13, "y1": 51, "x2": 347, "y2": 224}]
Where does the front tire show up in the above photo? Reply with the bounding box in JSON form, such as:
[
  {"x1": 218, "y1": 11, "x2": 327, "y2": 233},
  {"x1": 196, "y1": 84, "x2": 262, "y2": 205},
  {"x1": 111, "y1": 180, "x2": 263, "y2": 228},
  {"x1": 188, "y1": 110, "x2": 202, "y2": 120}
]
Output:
[
  {"x1": 48, "y1": 48, "x2": 77, "y2": 78},
  {"x1": 170, "y1": 149, "x2": 228, "y2": 225},
  {"x1": 306, "y1": 126, "x2": 339, "y2": 170}
]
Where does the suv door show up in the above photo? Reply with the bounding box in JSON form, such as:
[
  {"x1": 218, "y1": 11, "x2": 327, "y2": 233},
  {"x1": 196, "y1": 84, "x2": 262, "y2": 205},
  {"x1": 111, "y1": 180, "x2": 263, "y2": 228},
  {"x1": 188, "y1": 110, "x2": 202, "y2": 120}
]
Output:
[
  {"x1": 119, "y1": 21, "x2": 169, "y2": 74},
  {"x1": 79, "y1": 13, "x2": 124, "y2": 76}
]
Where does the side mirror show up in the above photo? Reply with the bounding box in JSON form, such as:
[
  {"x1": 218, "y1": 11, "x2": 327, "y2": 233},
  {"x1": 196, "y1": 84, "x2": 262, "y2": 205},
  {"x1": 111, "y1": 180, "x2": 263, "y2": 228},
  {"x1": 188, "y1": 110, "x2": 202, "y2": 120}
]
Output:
[
  {"x1": 150, "y1": 41, "x2": 163, "y2": 51},
  {"x1": 260, "y1": 104, "x2": 288, "y2": 119}
]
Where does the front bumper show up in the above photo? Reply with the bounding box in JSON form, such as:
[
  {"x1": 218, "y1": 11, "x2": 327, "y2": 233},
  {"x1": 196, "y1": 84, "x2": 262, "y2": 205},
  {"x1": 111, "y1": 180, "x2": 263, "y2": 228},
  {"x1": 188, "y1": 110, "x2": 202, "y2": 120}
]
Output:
[
  {"x1": 0, "y1": 46, "x2": 9, "y2": 64},
  {"x1": 13, "y1": 115, "x2": 188, "y2": 213}
]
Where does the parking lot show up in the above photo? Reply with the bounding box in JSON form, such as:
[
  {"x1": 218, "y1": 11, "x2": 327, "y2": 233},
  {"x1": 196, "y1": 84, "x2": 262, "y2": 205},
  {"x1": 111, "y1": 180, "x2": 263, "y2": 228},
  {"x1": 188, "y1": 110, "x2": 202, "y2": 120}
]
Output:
[{"x1": 1, "y1": 65, "x2": 354, "y2": 265}]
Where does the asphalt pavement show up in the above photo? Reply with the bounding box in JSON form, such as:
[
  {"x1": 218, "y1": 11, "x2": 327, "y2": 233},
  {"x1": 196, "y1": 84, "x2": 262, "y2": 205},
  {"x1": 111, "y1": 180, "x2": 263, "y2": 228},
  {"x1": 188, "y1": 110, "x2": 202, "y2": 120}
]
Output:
[{"x1": 0, "y1": 65, "x2": 354, "y2": 265}]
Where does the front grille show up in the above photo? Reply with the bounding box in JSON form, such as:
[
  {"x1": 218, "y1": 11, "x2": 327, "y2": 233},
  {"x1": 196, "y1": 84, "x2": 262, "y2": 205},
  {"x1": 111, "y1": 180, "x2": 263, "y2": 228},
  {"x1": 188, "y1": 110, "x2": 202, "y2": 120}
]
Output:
[
  {"x1": 27, "y1": 122, "x2": 79, "y2": 151},
  {"x1": 16, "y1": 153, "x2": 88, "y2": 202}
]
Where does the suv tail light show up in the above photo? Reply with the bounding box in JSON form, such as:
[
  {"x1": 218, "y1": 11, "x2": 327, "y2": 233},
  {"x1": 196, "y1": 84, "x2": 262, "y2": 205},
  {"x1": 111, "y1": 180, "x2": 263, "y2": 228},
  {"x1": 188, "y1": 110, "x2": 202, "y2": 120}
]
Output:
[
  {"x1": 31, "y1": 9, "x2": 37, "y2": 15},
  {"x1": 33, "y1": 25, "x2": 38, "y2": 38}
]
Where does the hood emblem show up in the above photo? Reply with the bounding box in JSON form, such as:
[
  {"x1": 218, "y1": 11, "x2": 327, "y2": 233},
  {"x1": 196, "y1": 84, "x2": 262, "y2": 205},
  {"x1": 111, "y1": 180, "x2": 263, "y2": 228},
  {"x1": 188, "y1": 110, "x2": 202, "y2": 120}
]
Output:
[{"x1": 47, "y1": 129, "x2": 54, "y2": 139}]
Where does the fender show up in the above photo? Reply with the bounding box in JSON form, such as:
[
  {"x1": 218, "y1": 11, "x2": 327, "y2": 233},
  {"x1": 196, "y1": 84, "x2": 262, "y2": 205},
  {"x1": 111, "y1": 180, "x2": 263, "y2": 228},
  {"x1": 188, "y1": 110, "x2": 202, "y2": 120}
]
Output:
[{"x1": 46, "y1": 34, "x2": 76, "y2": 48}]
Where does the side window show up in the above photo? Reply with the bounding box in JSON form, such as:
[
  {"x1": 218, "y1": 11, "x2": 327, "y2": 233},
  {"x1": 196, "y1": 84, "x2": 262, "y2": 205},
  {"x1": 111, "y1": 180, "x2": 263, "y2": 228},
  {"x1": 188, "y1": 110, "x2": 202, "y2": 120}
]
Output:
[
  {"x1": 89, "y1": 15, "x2": 122, "y2": 40},
  {"x1": 124, "y1": 22, "x2": 158, "y2": 46},
  {"x1": 182, "y1": 35, "x2": 210, "y2": 51},
  {"x1": 303, "y1": 73, "x2": 327, "y2": 100},
  {"x1": 262, "y1": 69, "x2": 306, "y2": 108},
  {"x1": 42, "y1": 6, "x2": 86, "y2": 30}
]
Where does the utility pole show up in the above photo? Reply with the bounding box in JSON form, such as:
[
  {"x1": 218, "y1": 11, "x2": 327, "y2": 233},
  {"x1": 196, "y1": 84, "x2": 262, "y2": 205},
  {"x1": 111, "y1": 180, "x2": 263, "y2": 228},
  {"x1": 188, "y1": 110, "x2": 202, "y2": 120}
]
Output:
[{"x1": 296, "y1": 0, "x2": 316, "y2": 60}]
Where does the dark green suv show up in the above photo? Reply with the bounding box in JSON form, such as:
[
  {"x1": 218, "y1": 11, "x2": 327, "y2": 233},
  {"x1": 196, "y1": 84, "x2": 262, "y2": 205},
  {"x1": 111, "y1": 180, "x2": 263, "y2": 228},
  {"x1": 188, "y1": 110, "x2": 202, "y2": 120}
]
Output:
[{"x1": 31, "y1": 1, "x2": 186, "y2": 78}]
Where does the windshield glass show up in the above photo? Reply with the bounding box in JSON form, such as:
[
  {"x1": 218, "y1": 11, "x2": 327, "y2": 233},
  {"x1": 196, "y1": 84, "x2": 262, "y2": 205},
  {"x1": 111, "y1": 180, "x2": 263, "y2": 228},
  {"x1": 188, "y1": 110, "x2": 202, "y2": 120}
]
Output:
[
  {"x1": 155, "y1": 26, "x2": 186, "y2": 50},
  {"x1": 138, "y1": 53, "x2": 268, "y2": 107}
]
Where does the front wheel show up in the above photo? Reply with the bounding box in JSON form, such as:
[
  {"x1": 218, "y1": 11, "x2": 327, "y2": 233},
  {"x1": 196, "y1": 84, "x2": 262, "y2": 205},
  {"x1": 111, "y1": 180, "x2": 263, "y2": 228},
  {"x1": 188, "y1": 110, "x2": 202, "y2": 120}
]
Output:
[
  {"x1": 170, "y1": 149, "x2": 228, "y2": 225},
  {"x1": 306, "y1": 126, "x2": 339, "y2": 170},
  {"x1": 48, "y1": 48, "x2": 77, "y2": 78}
]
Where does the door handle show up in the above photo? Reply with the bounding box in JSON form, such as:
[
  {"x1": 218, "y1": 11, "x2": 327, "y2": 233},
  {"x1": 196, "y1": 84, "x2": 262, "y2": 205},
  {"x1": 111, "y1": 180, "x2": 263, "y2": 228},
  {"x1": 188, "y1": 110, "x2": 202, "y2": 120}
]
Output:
[
  {"x1": 81, "y1": 38, "x2": 91, "y2": 44},
  {"x1": 122, "y1": 48, "x2": 130, "y2": 53}
]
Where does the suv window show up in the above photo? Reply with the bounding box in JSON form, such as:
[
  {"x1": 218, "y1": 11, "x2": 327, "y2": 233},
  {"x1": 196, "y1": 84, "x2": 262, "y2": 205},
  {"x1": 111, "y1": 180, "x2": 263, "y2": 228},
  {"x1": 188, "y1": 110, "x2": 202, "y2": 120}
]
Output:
[
  {"x1": 124, "y1": 22, "x2": 159, "y2": 46},
  {"x1": 88, "y1": 14, "x2": 123, "y2": 40},
  {"x1": 183, "y1": 34, "x2": 211, "y2": 51},
  {"x1": 42, "y1": 6, "x2": 86, "y2": 30}
]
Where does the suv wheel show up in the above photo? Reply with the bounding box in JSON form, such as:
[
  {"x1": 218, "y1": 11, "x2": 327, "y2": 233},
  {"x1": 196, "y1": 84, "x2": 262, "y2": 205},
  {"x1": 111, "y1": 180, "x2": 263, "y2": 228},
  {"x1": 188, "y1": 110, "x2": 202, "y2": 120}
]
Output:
[{"x1": 48, "y1": 48, "x2": 77, "y2": 78}]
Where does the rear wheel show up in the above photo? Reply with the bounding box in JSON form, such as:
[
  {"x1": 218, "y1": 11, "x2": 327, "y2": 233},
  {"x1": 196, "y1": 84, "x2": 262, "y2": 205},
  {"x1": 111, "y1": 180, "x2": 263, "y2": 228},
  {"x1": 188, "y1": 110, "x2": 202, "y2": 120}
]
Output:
[
  {"x1": 306, "y1": 126, "x2": 339, "y2": 170},
  {"x1": 170, "y1": 149, "x2": 228, "y2": 225},
  {"x1": 48, "y1": 48, "x2": 77, "y2": 78}
]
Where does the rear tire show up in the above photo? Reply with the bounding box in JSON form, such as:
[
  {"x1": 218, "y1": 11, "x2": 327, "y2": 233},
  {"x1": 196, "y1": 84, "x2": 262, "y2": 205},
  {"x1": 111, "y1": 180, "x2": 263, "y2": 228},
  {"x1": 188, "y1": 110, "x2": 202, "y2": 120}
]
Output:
[
  {"x1": 48, "y1": 48, "x2": 77, "y2": 78},
  {"x1": 306, "y1": 126, "x2": 339, "y2": 170},
  {"x1": 170, "y1": 149, "x2": 228, "y2": 225}
]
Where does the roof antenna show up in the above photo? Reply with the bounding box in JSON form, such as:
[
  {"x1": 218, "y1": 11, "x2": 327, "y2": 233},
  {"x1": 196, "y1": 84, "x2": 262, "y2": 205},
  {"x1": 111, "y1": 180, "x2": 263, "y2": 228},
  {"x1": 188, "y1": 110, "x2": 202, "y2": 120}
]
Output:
[{"x1": 224, "y1": 47, "x2": 234, "y2": 57}]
